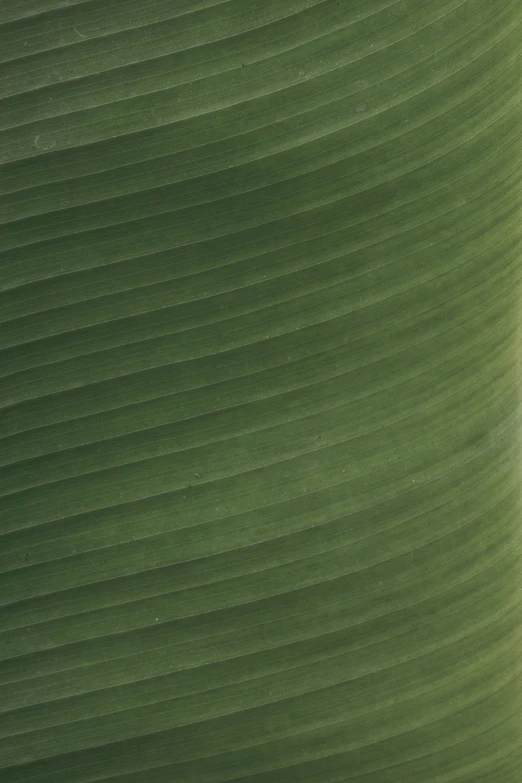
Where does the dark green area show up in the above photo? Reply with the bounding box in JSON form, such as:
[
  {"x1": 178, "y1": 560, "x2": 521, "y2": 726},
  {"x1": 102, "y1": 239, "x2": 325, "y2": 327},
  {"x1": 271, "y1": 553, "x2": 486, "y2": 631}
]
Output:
[{"x1": 0, "y1": 1, "x2": 521, "y2": 781}]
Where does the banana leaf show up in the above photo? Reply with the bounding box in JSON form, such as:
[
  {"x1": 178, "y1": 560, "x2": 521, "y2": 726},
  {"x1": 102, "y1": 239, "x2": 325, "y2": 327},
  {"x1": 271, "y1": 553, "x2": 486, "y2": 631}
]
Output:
[{"x1": 0, "y1": 1, "x2": 521, "y2": 781}]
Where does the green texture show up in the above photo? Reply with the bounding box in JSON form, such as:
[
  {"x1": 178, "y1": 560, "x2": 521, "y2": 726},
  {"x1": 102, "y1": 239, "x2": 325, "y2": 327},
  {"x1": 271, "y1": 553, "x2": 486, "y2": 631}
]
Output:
[{"x1": 0, "y1": 1, "x2": 521, "y2": 781}]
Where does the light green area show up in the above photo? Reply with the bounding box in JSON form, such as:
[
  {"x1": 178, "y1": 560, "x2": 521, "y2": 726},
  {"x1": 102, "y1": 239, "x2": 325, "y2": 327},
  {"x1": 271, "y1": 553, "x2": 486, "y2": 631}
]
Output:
[{"x1": 0, "y1": 1, "x2": 521, "y2": 781}]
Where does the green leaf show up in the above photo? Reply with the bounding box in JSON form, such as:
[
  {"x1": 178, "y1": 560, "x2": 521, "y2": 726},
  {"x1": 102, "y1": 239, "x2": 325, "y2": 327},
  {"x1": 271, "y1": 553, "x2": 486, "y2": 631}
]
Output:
[{"x1": 1, "y1": 1, "x2": 521, "y2": 781}]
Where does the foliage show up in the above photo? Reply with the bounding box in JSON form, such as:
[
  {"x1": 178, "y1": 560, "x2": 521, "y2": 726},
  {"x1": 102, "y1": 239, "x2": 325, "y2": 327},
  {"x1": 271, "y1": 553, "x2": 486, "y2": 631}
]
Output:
[{"x1": 0, "y1": 1, "x2": 521, "y2": 781}]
